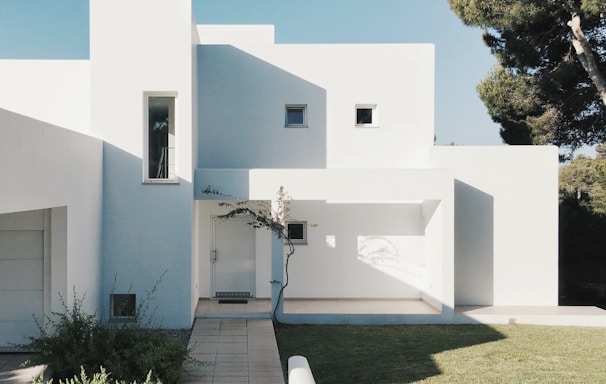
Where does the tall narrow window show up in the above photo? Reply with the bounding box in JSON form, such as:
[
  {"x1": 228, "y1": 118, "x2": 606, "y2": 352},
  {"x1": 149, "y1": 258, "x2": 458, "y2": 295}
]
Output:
[{"x1": 145, "y1": 93, "x2": 177, "y2": 182}]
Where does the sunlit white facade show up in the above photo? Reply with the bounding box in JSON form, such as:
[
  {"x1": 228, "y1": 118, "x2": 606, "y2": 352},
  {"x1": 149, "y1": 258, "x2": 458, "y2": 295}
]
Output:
[{"x1": 0, "y1": 0, "x2": 558, "y2": 347}]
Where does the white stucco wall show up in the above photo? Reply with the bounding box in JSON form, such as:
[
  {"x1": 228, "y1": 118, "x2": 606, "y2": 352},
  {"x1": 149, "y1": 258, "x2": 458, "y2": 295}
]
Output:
[
  {"x1": 90, "y1": 0, "x2": 197, "y2": 328},
  {"x1": 198, "y1": 25, "x2": 275, "y2": 45},
  {"x1": 194, "y1": 26, "x2": 557, "y2": 312},
  {"x1": 423, "y1": 200, "x2": 445, "y2": 310},
  {"x1": 0, "y1": 60, "x2": 91, "y2": 135},
  {"x1": 0, "y1": 108, "x2": 103, "y2": 314},
  {"x1": 285, "y1": 201, "x2": 426, "y2": 299},
  {"x1": 429, "y1": 146, "x2": 559, "y2": 306},
  {"x1": 197, "y1": 168, "x2": 456, "y2": 309},
  {"x1": 197, "y1": 25, "x2": 435, "y2": 170},
  {"x1": 91, "y1": 0, "x2": 195, "y2": 172}
]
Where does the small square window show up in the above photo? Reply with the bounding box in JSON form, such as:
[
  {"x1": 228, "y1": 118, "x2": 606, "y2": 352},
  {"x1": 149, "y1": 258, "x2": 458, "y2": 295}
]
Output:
[
  {"x1": 285, "y1": 105, "x2": 307, "y2": 127},
  {"x1": 110, "y1": 294, "x2": 136, "y2": 318},
  {"x1": 287, "y1": 221, "x2": 307, "y2": 244},
  {"x1": 355, "y1": 104, "x2": 378, "y2": 127},
  {"x1": 357, "y1": 108, "x2": 373, "y2": 124}
]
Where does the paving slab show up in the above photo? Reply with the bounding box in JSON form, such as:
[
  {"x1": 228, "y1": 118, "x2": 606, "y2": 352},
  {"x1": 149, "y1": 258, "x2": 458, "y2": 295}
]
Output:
[
  {"x1": 181, "y1": 319, "x2": 285, "y2": 384},
  {"x1": 454, "y1": 305, "x2": 606, "y2": 326},
  {"x1": 0, "y1": 354, "x2": 46, "y2": 384}
]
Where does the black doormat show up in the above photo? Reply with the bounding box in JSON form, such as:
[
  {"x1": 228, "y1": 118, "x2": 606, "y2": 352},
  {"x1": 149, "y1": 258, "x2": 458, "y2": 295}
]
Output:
[
  {"x1": 215, "y1": 291, "x2": 250, "y2": 298},
  {"x1": 218, "y1": 299, "x2": 248, "y2": 304}
]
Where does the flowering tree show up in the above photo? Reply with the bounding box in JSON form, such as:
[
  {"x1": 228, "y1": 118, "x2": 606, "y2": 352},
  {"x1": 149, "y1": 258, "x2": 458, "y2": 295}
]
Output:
[{"x1": 202, "y1": 186, "x2": 297, "y2": 322}]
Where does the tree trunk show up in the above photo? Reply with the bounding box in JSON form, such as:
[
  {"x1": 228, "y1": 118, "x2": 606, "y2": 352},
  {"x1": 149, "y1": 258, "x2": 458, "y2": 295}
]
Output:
[{"x1": 568, "y1": 13, "x2": 606, "y2": 107}]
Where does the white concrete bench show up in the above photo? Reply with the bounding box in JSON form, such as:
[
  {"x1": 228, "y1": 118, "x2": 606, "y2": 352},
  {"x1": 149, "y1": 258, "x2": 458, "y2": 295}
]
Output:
[{"x1": 288, "y1": 355, "x2": 316, "y2": 384}]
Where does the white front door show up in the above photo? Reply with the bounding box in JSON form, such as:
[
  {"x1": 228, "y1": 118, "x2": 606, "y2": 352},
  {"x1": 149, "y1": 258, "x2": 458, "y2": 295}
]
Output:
[{"x1": 212, "y1": 216, "x2": 255, "y2": 298}]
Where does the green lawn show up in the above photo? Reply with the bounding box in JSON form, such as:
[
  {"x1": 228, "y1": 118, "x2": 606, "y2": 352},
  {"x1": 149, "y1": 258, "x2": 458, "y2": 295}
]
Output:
[{"x1": 275, "y1": 324, "x2": 606, "y2": 383}]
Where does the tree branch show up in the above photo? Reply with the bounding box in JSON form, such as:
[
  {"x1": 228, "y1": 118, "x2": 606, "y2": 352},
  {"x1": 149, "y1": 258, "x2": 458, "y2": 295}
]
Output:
[
  {"x1": 203, "y1": 185, "x2": 297, "y2": 324},
  {"x1": 567, "y1": 12, "x2": 606, "y2": 106}
]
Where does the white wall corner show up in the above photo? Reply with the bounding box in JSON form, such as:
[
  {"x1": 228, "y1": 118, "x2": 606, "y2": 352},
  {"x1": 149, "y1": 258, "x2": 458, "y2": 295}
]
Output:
[{"x1": 197, "y1": 24, "x2": 275, "y2": 46}]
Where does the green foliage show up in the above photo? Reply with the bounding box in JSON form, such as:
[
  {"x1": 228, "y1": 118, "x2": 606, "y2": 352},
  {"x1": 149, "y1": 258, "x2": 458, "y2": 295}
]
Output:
[
  {"x1": 276, "y1": 324, "x2": 606, "y2": 383},
  {"x1": 448, "y1": 0, "x2": 552, "y2": 29},
  {"x1": 97, "y1": 326, "x2": 187, "y2": 383},
  {"x1": 559, "y1": 152, "x2": 606, "y2": 305},
  {"x1": 477, "y1": 67, "x2": 537, "y2": 144},
  {"x1": 448, "y1": 0, "x2": 606, "y2": 158},
  {"x1": 559, "y1": 152, "x2": 606, "y2": 214},
  {"x1": 33, "y1": 366, "x2": 162, "y2": 384},
  {"x1": 25, "y1": 291, "x2": 188, "y2": 384},
  {"x1": 582, "y1": 0, "x2": 606, "y2": 15},
  {"x1": 26, "y1": 292, "x2": 104, "y2": 379}
]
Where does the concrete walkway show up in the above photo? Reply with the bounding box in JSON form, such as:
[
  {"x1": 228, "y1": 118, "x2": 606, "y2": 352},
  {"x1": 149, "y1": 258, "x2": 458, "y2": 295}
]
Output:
[
  {"x1": 0, "y1": 319, "x2": 285, "y2": 384},
  {"x1": 181, "y1": 319, "x2": 285, "y2": 384},
  {"x1": 0, "y1": 354, "x2": 45, "y2": 384}
]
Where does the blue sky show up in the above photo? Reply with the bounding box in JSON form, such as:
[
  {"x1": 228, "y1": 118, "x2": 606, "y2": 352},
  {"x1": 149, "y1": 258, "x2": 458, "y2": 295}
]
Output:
[{"x1": 0, "y1": 0, "x2": 502, "y2": 146}]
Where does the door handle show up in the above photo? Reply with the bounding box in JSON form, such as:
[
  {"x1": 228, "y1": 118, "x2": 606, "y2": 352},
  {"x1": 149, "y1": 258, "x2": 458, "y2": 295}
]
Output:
[{"x1": 211, "y1": 249, "x2": 217, "y2": 263}]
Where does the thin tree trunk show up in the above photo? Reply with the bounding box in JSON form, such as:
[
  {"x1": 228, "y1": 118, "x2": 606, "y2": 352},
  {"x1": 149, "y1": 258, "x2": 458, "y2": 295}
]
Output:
[{"x1": 568, "y1": 13, "x2": 606, "y2": 107}]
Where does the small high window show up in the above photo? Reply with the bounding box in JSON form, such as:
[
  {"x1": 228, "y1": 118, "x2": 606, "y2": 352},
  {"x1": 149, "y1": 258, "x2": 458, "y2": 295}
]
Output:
[
  {"x1": 144, "y1": 93, "x2": 177, "y2": 182},
  {"x1": 287, "y1": 221, "x2": 307, "y2": 244},
  {"x1": 110, "y1": 294, "x2": 136, "y2": 319},
  {"x1": 285, "y1": 105, "x2": 307, "y2": 127},
  {"x1": 355, "y1": 104, "x2": 378, "y2": 127}
]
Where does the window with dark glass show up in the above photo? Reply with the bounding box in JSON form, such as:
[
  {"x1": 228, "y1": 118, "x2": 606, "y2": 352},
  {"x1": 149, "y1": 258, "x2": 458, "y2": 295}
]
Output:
[
  {"x1": 287, "y1": 221, "x2": 307, "y2": 244},
  {"x1": 355, "y1": 104, "x2": 378, "y2": 127},
  {"x1": 356, "y1": 108, "x2": 373, "y2": 124},
  {"x1": 285, "y1": 105, "x2": 307, "y2": 127},
  {"x1": 110, "y1": 294, "x2": 136, "y2": 318},
  {"x1": 146, "y1": 95, "x2": 176, "y2": 181}
]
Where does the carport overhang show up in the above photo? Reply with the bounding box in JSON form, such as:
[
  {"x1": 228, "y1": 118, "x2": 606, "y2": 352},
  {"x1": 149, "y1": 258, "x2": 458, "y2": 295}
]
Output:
[{"x1": 194, "y1": 168, "x2": 455, "y2": 324}]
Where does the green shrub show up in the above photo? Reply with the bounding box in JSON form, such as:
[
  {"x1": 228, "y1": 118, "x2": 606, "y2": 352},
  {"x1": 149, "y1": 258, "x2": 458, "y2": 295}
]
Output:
[
  {"x1": 27, "y1": 292, "x2": 105, "y2": 379},
  {"x1": 25, "y1": 291, "x2": 189, "y2": 384},
  {"x1": 33, "y1": 366, "x2": 163, "y2": 384},
  {"x1": 96, "y1": 326, "x2": 188, "y2": 383}
]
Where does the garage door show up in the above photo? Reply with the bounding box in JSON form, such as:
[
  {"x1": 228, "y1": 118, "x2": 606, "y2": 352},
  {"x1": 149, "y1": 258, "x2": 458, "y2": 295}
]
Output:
[{"x1": 0, "y1": 210, "x2": 45, "y2": 349}]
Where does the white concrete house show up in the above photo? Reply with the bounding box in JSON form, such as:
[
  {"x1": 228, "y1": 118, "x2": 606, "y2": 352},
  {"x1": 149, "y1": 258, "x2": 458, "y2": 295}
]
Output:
[{"x1": 0, "y1": 0, "x2": 559, "y2": 348}]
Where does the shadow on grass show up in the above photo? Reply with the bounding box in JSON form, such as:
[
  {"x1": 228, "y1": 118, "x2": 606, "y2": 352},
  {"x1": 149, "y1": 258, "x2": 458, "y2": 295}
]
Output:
[{"x1": 275, "y1": 324, "x2": 505, "y2": 384}]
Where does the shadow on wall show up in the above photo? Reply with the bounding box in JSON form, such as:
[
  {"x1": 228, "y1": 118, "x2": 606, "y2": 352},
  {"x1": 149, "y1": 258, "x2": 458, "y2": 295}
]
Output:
[
  {"x1": 357, "y1": 235, "x2": 425, "y2": 291},
  {"x1": 197, "y1": 45, "x2": 327, "y2": 169},
  {"x1": 282, "y1": 201, "x2": 430, "y2": 314},
  {"x1": 101, "y1": 142, "x2": 193, "y2": 328},
  {"x1": 0, "y1": 107, "x2": 102, "y2": 339},
  {"x1": 455, "y1": 180, "x2": 494, "y2": 306}
]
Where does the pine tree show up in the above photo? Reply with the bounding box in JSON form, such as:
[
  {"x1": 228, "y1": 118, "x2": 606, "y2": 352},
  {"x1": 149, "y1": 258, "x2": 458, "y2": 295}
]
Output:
[{"x1": 448, "y1": 0, "x2": 606, "y2": 158}]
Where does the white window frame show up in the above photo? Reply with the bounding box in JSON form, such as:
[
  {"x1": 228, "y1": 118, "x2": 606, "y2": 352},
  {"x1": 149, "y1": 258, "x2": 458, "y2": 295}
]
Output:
[
  {"x1": 355, "y1": 104, "x2": 379, "y2": 128},
  {"x1": 287, "y1": 221, "x2": 307, "y2": 245},
  {"x1": 285, "y1": 104, "x2": 308, "y2": 128},
  {"x1": 143, "y1": 91, "x2": 178, "y2": 184}
]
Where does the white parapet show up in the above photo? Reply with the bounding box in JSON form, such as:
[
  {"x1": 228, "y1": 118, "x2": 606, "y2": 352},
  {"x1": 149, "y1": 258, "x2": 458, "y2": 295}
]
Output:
[{"x1": 288, "y1": 355, "x2": 316, "y2": 384}]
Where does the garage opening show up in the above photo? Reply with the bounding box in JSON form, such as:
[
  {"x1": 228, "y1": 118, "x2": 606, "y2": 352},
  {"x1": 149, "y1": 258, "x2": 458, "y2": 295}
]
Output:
[{"x1": 0, "y1": 208, "x2": 66, "y2": 350}]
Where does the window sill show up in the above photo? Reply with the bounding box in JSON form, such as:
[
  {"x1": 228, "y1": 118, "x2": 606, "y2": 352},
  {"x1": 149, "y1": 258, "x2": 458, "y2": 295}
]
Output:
[
  {"x1": 142, "y1": 179, "x2": 179, "y2": 185},
  {"x1": 108, "y1": 317, "x2": 137, "y2": 324}
]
